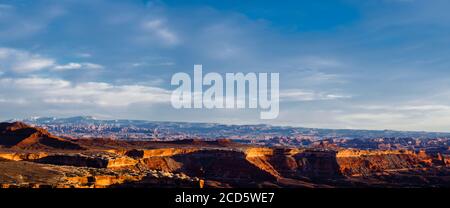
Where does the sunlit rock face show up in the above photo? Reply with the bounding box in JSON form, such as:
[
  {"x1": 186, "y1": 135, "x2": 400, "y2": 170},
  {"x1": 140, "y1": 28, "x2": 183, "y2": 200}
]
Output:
[{"x1": 336, "y1": 149, "x2": 447, "y2": 176}]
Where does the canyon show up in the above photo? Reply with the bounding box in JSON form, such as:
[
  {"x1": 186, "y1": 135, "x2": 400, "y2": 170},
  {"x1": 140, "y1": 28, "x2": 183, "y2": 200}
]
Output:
[{"x1": 0, "y1": 122, "x2": 448, "y2": 188}]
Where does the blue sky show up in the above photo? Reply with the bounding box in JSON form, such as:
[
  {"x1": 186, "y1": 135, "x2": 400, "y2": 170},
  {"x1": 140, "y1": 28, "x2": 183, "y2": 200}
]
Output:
[{"x1": 1, "y1": 0, "x2": 450, "y2": 131}]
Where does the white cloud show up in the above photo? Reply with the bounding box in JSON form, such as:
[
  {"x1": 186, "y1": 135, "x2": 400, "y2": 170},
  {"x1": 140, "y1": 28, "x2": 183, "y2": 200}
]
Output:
[
  {"x1": 299, "y1": 56, "x2": 344, "y2": 70},
  {"x1": 141, "y1": 19, "x2": 179, "y2": 46},
  {"x1": 333, "y1": 103, "x2": 450, "y2": 131},
  {"x1": 335, "y1": 110, "x2": 450, "y2": 132},
  {"x1": 357, "y1": 104, "x2": 450, "y2": 111},
  {"x1": 53, "y1": 62, "x2": 83, "y2": 70},
  {"x1": 53, "y1": 62, "x2": 104, "y2": 71},
  {"x1": 397, "y1": 105, "x2": 450, "y2": 111},
  {"x1": 0, "y1": 48, "x2": 55, "y2": 72},
  {"x1": 280, "y1": 89, "x2": 351, "y2": 101},
  {"x1": 131, "y1": 61, "x2": 175, "y2": 67},
  {"x1": 339, "y1": 113, "x2": 406, "y2": 122},
  {"x1": 0, "y1": 48, "x2": 103, "y2": 73},
  {"x1": 0, "y1": 77, "x2": 171, "y2": 107},
  {"x1": 280, "y1": 56, "x2": 348, "y2": 87},
  {"x1": 74, "y1": 52, "x2": 92, "y2": 58}
]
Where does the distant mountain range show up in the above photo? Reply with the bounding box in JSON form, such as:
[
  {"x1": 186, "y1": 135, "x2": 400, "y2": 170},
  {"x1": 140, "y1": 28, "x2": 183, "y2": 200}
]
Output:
[{"x1": 6, "y1": 116, "x2": 450, "y2": 139}]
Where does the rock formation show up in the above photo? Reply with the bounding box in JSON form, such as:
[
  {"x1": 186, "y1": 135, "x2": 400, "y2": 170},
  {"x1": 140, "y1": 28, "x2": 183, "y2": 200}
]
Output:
[{"x1": 0, "y1": 122, "x2": 83, "y2": 150}]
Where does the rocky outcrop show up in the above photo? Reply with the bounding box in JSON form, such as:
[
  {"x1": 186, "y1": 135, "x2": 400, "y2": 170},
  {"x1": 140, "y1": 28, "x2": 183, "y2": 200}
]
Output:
[
  {"x1": 138, "y1": 157, "x2": 183, "y2": 172},
  {"x1": 245, "y1": 148, "x2": 280, "y2": 178},
  {"x1": 123, "y1": 148, "x2": 199, "y2": 158},
  {"x1": 443, "y1": 154, "x2": 450, "y2": 166},
  {"x1": 0, "y1": 122, "x2": 83, "y2": 150},
  {"x1": 294, "y1": 150, "x2": 342, "y2": 178},
  {"x1": 336, "y1": 149, "x2": 415, "y2": 157},
  {"x1": 245, "y1": 147, "x2": 441, "y2": 179},
  {"x1": 0, "y1": 152, "x2": 48, "y2": 161},
  {"x1": 336, "y1": 149, "x2": 438, "y2": 176},
  {"x1": 245, "y1": 147, "x2": 342, "y2": 179},
  {"x1": 106, "y1": 156, "x2": 139, "y2": 169},
  {"x1": 169, "y1": 150, "x2": 277, "y2": 182},
  {"x1": 34, "y1": 154, "x2": 109, "y2": 168},
  {"x1": 29, "y1": 148, "x2": 277, "y2": 182},
  {"x1": 109, "y1": 171, "x2": 202, "y2": 188},
  {"x1": 33, "y1": 153, "x2": 138, "y2": 169},
  {"x1": 0, "y1": 157, "x2": 201, "y2": 188}
]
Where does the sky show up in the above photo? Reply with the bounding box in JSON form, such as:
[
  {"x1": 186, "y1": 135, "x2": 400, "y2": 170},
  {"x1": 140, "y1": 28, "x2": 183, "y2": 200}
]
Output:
[{"x1": 1, "y1": 0, "x2": 450, "y2": 131}]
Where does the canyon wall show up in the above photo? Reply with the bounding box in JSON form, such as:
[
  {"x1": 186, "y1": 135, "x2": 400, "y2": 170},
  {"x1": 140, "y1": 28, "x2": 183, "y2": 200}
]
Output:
[
  {"x1": 245, "y1": 147, "x2": 447, "y2": 178},
  {"x1": 245, "y1": 147, "x2": 342, "y2": 179},
  {"x1": 336, "y1": 149, "x2": 445, "y2": 176}
]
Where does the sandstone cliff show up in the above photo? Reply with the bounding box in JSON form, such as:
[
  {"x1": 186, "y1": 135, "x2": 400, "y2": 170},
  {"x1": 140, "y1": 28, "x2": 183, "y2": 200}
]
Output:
[{"x1": 336, "y1": 149, "x2": 443, "y2": 176}]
